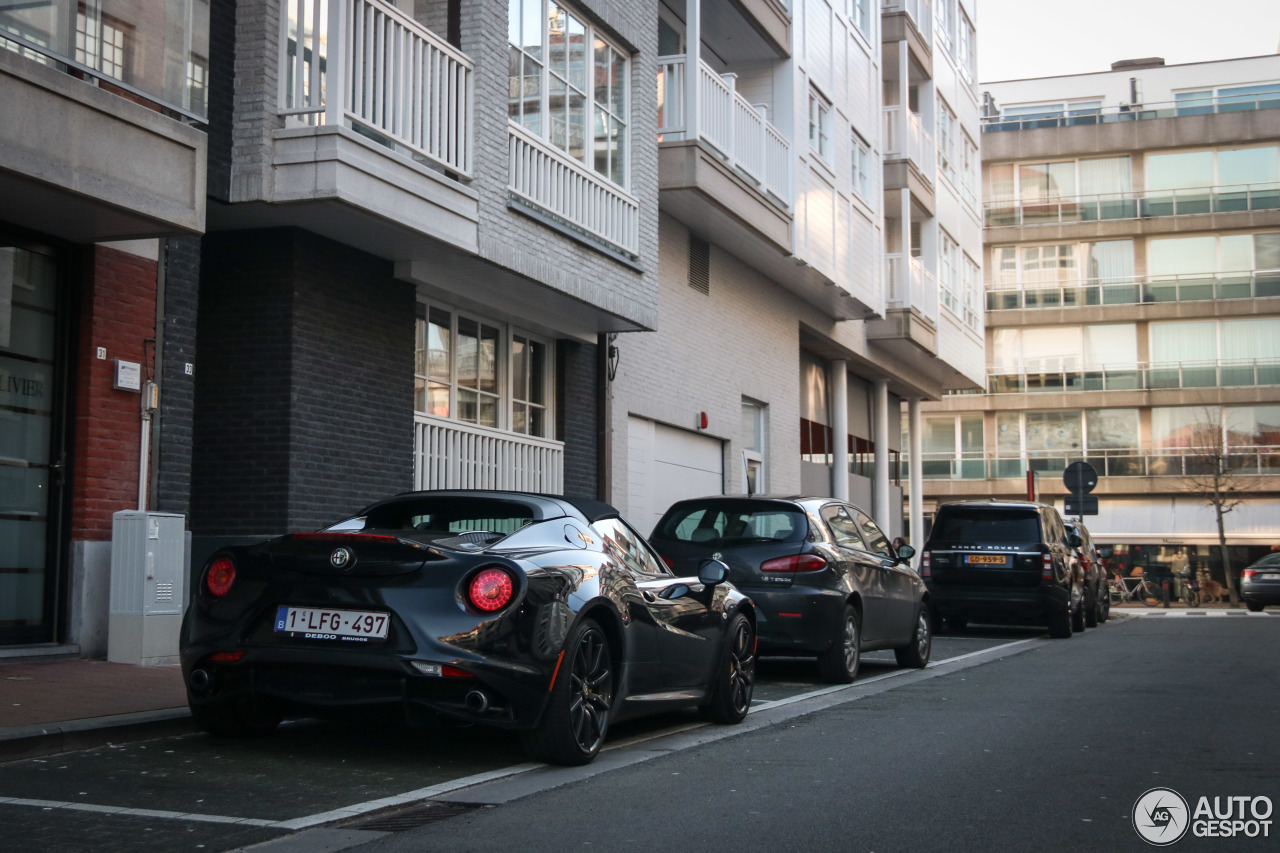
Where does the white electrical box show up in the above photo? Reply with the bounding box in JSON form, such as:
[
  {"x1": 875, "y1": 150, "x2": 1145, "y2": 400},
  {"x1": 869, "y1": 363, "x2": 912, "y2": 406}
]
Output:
[{"x1": 108, "y1": 511, "x2": 187, "y2": 665}]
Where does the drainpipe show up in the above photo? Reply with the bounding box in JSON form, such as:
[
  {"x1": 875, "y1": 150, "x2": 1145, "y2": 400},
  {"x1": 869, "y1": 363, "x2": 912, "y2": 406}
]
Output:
[{"x1": 831, "y1": 359, "x2": 849, "y2": 501}]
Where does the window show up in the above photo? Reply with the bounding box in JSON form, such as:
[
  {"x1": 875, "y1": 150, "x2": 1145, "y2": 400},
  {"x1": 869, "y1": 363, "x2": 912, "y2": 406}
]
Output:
[
  {"x1": 920, "y1": 414, "x2": 984, "y2": 479},
  {"x1": 741, "y1": 399, "x2": 766, "y2": 495},
  {"x1": 821, "y1": 505, "x2": 866, "y2": 550},
  {"x1": 1175, "y1": 82, "x2": 1280, "y2": 115},
  {"x1": 934, "y1": 0, "x2": 952, "y2": 52},
  {"x1": 937, "y1": 97, "x2": 956, "y2": 184},
  {"x1": 848, "y1": 0, "x2": 870, "y2": 39},
  {"x1": 961, "y1": 134, "x2": 979, "y2": 210},
  {"x1": 415, "y1": 304, "x2": 554, "y2": 437},
  {"x1": 990, "y1": 240, "x2": 1135, "y2": 290},
  {"x1": 508, "y1": 0, "x2": 630, "y2": 186},
  {"x1": 939, "y1": 231, "x2": 959, "y2": 315},
  {"x1": 809, "y1": 88, "x2": 832, "y2": 162},
  {"x1": 962, "y1": 255, "x2": 981, "y2": 331},
  {"x1": 1002, "y1": 100, "x2": 1102, "y2": 127},
  {"x1": 594, "y1": 517, "x2": 668, "y2": 576},
  {"x1": 850, "y1": 507, "x2": 891, "y2": 557},
  {"x1": 852, "y1": 133, "x2": 871, "y2": 200},
  {"x1": 956, "y1": 9, "x2": 975, "y2": 84},
  {"x1": 1147, "y1": 146, "x2": 1279, "y2": 195}
]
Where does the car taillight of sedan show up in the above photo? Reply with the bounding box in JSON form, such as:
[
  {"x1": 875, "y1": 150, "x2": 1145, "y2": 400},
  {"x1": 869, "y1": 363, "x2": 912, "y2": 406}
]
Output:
[{"x1": 760, "y1": 555, "x2": 827, "y2": 573}]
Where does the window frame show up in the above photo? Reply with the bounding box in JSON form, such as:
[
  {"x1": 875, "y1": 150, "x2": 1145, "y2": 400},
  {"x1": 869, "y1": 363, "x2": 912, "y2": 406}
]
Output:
[
  {"x1": 507, "y1": 0, "x2": 632, "y2": 189},
  {"x1": 852, "y1": 131, "x2": 872, "y2": 201},
  {"x1": 809, "y1": 87, "x2": 832, "y2": 163}
]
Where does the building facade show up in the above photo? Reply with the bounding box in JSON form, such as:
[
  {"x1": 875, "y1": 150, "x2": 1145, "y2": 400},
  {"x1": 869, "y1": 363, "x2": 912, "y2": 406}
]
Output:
[
  {"x1": 918, "y1": 55, "x2": 1280, "y2": 584},
  {"x1": 609, "y1": 0, "x2": 985, "y2": 536}
]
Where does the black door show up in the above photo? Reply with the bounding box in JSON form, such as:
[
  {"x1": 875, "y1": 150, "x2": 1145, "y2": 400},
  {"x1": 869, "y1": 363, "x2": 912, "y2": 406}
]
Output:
[{"x1": 0, "y1": 238, "x2": 71, "y2": 645}]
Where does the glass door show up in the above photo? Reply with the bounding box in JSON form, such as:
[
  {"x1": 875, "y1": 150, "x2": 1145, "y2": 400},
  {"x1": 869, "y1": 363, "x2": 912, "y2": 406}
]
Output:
[{"x1": 0, "y1": 240, "x2": 67, "y2": 644}]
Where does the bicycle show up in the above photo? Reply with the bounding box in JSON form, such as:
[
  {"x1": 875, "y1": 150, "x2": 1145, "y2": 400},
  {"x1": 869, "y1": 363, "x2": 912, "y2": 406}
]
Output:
[
  {"x1": 1109, "y1": 575, "x2": 1163, "y2": 606},
  {"x1": 1178, "y1": 571, "x2": 1203, "y2": 608}
]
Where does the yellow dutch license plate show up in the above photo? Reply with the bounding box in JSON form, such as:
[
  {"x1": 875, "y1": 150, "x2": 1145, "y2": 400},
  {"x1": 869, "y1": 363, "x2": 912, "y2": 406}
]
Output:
[{"x1": 967, "y1": 554, "x2": 1007, "y2": 565}]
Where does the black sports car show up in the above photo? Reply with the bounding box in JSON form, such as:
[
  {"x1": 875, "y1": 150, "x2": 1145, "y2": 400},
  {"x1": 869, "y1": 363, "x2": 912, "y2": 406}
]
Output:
[
  {"x1": 649, "y1": 496, "x2": 929, "y2": 684},
  {"x1": 180, "y1": 491, "x2": 757, "y2": 765}
]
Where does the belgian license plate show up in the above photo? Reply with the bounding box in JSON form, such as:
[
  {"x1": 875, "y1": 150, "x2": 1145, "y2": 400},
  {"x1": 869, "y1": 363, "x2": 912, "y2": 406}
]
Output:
[
  {"x1": 1263, "y1": 573, "x2": 1280, "y2": 581},
  {"x1": 967, "y1": 554, "x2": 1007, "y2": 566},
  {"x1": 274, "y1": 606, "x2": 389, "y2": 642}
]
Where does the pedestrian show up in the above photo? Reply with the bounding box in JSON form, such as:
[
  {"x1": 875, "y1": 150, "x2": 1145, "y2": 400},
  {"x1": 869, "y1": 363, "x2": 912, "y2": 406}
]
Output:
[{"x1": 893, "y1": 536, "x2": 907, "y2": 552}]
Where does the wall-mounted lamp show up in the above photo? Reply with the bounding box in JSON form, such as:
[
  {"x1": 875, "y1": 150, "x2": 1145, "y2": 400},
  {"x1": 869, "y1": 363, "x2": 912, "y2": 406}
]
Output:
[{"x1": 606, "y1": 333, "x2": 620, "y2": 382}]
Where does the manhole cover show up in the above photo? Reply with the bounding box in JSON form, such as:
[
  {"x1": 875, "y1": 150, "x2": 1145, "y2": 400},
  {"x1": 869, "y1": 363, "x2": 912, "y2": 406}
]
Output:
[{"x1": 351, "y1": 802, "x2": 486, "y2": 832}]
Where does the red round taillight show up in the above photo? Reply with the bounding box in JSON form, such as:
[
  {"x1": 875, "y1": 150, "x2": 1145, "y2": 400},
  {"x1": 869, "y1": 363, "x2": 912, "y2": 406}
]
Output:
[
  {"x1": 468, "y1": 568, "x2": 514, "y2": 612},
  {"x1": 206, "y1": 556, "x2": 236, "y2": 597}
]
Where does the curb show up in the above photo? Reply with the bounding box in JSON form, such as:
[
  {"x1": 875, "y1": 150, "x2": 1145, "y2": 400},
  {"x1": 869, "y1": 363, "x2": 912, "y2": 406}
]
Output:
[{"x1": 0, "y1": 708, "x2": 196, "y2": 763}]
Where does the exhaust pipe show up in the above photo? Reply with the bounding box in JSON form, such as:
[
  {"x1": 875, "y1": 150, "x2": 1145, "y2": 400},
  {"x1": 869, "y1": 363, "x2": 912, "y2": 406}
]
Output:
[
  {"x1": 464, "y1": 689, "x2": 490, "y2": 715},
  {"x1": 189, "y1": 669, "x2": 212, "y2": 692}
]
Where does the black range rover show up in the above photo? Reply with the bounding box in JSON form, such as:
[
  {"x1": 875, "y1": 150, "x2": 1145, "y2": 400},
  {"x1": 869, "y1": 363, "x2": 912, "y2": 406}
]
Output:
[{"x1": 922, "y1": 500, "x2": 1083, "y2": 639}]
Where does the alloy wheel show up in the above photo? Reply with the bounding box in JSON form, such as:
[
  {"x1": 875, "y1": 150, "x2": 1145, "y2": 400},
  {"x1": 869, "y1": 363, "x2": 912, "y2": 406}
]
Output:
[{"x1": 568, "y1": 628, "x2": 613, "y2": 753}]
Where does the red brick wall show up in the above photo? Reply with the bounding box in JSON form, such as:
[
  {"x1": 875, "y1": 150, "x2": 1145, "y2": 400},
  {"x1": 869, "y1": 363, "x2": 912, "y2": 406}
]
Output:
[{"x1": 71, "y1": 246, "x2": 158, "y2": 540}]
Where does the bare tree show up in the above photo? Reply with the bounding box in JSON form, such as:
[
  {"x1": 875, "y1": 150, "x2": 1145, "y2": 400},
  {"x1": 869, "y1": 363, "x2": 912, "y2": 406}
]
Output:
[{"x1": 1181, "y1": 407, "x2": 1261, "y2": 607}]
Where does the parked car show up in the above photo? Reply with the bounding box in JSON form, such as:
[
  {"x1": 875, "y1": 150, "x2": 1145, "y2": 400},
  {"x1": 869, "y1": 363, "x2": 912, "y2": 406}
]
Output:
[
  {"x1": 922, "y1": 500, "x2": 1084, "y2": 639},
  {"x1": 647, "y1": 496, "x2": 929, "y2": 685},
  {"x1": 180, "y1": 490, "x2": 757, "y2": 766},
  {"x1": 1241, "y1": 552, "x2": 1280, "y2": 612},
  {"x1": 1064, "y1": 520, "x2": 1109, "y2": 626}
]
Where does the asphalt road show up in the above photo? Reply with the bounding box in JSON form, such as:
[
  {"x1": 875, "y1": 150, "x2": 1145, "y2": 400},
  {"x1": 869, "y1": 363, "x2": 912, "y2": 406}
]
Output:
[{"x1": 2, "y1": 615, "x2": 1277, "y2": 852}]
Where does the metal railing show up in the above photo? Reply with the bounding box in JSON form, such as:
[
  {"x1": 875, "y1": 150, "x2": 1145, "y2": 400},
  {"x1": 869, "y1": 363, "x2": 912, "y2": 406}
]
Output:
[
  {"x1": 883, "y1": 106, "x2": 936, "y2": 184},
  {"x1": 984, "y1": 182, "x2": 1280, "y2": 228},
  {"x1": 909, "y1": 447, "x2": 1280, "y2": 480},
  {"x1": 507, "y1": 122, "x2": 641, "y2": 256},
  {"x1": 883, "y1": 0, "x2": 932, "y2": 41},
  {"x1": 975, "y1": 357, "x2": 1280, "y2": 395},
  {"x1": 280, "y1": 0, "x2": 473, "y2": 176},
  {"x1": 657, "y1": 56, "x2": 791, "y2": 203},
  {"x1": 983, "y1": 89, "x2": 1280, "y2": 133},
  {"x1": 987, "y1": 269, "x2": 1280, "y2": 310},
  {"x1": 885, "y1": 254, "x2": 939, "y2": 322},
  {"x1": 414, "y1": 414, "x2": 564, "y2": 493}
]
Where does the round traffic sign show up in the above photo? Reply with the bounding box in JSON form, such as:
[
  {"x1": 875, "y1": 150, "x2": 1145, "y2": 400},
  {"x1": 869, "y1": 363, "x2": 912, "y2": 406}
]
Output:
[{"x1": 1063, "y1": 460, "x2": 1098, "y2": 493}]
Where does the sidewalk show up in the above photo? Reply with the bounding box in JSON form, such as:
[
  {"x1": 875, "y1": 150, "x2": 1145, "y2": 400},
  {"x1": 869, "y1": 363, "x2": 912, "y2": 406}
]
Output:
[{"x1": 0, "y1": 657, "x2": 194, "y2": 763}]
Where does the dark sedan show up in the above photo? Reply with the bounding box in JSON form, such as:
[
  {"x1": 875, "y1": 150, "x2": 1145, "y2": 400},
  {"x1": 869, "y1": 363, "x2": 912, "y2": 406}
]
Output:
[
  {"x1": 1241, "y1": 553, "x2": 1280, "y2": 612},
  {"x1": 180, "y1": 491, "x2": 757, "y2": 766},
  {"x1": 648, "y1": 496, "x2": 929, "y2": 684}
]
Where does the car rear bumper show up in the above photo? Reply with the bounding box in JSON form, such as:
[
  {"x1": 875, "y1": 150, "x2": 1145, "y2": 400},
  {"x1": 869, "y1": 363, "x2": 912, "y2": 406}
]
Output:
[
  {"x1": 741, "y1": 586, "x2": 848, "y2": 653},
  {"x1": 926, "y1": 584, "x2": 1069, "y2": 625},
  {"x1": 1240, "y1": 582, "x2": 1280, "y2": 605}
]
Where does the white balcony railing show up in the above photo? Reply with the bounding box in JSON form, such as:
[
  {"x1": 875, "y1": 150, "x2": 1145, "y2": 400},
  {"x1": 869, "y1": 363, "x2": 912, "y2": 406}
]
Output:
[
  {"x1": 885, "y1": 253, "x2": 939, "y2": 322},
  {"x1": 507, "y1": 123, "x2": 641, "y2": 256},
  {"x1": 884, "y1": 0, "x2": 932, "y2": 42},
  {"x1": 657, "y1": 56, "x2": 791, "y2": 203},
  {"x1": 280, "y1": 0, "x2": 473, "y2": 176},
  {"x1": 883, "y1": 106, "x2": 935, "y2": 185},
  {"x1": 414, "y1": 414, "x2": 564, "y2": 493}
]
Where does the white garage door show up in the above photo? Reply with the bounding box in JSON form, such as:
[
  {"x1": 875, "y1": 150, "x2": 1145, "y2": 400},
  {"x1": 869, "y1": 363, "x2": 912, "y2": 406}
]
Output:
[{"x1": 627, "y1": 417, "x2": 724, "y2": 536}]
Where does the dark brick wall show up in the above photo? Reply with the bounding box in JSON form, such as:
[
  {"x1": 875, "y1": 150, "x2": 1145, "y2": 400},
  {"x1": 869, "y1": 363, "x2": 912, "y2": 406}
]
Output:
[
  {"x1": 205, "y1": 0, "x2": 236, "y2": 201},
  {"x1": 155, "y1": 236, "x2": 200, "y2": 515},
  {"x1": 557, "y1": 338, "x2": 599, "y2": 500},
  {"x1": 191, "y1": 229, "x2": 414, "y2": 536}
]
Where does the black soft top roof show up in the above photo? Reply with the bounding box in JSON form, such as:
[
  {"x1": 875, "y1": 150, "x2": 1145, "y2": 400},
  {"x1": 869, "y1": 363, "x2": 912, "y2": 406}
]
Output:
[{"x1": 361, "y1": 490, "x2": 621, "y2": 525}]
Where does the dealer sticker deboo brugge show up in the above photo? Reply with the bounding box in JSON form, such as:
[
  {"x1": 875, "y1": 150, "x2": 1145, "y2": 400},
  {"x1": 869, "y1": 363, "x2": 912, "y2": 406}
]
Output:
[{"x1": 1132, "y1": 787, "x2": 1274, "y2": 845}]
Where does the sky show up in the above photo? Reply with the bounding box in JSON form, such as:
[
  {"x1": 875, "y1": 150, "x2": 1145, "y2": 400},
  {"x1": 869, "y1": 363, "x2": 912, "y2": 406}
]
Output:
[{"x1": 977, "y1": 0, "x2": 1280, "y2": 83}]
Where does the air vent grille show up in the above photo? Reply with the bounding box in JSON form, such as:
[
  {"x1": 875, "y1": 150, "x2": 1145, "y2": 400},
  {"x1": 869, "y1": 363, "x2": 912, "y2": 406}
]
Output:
[{"x1": 688, "y1": 233, "x2": 710, "y2": 295}]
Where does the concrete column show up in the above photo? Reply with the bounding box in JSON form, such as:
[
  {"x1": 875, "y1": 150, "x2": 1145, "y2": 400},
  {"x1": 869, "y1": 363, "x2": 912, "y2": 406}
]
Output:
[
  {"x1": 909, "y1": 397, "x2": 924, "y2": 554},
  {"x1": 684, "y1": 0, "x2": 700, "y2": 142},
  {"x1": 873, "y1": 379, "x2": 891, "y2": 526},
  {"x1": 831, "y1": 359, "x2": 849, "y2": 500}
]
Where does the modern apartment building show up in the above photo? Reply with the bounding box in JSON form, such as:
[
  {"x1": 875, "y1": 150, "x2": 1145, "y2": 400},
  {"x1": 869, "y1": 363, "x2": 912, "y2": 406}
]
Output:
[
  {"x1": 919, "y1": 54, "x2": 1280, "y2": 583},
  {"x1": 1, "y1": 2, "x2": 208, "y2": 652},
  {"x1": 610, "y1": 0, "x2": 985, "y2": 536}
]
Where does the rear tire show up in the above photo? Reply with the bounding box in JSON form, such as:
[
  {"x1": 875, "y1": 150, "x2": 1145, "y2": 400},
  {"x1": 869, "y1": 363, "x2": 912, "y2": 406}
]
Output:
[
  {"x1": 521, "y1": 618, "x2": 613, "y2": 766},
  {"x1": 1048, "y1": 606, "x2": 1073, "y2": 639},
  {"x1": 190, "y1": 698, "x2": 281, "y2": 738},
  {"x1": 1246, "y1": 601, "x2": 1265, "y2": 613},
  {"x1": 816, "y1": 605, "x2": 861, "y2": 684},
  {"x1": 701, "y1": 613, "x2": 755, "y2": 724},
  {"x1": 1084, "y1": 588, "x2": 1099, "y2": 628},
  {"x1": 1099, "y1": 591, "x2": 1110, "y2": 622},
  {"x1": 894, "y1": 607, "x2": 932, "y2": 669}
]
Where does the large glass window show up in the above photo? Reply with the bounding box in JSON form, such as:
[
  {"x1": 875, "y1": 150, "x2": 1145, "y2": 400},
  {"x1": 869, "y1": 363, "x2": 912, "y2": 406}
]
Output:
[
  {"x1": 415, "y1": 304, "x2": 553, "y2": 437},
  {"x1": 508, "y1": 0, "x2": 629, "y2": 186},
  {"x1": 852, "y1": 133, "x2": 871, "y2": 200},
  {"x1": 1, "y1": 0, "x2": 209, "y2": 117},
  {"x1": 937, "y1": 97, "x2": 957, "y2": 183},
  {"x1": 809, "y1": 89, "x2": 832, "y2": 162}
]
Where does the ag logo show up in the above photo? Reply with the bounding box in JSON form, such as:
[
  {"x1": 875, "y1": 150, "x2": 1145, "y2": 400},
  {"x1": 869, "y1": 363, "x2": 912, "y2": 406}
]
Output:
[
  {"x1": 1133, "y1": 787, "x2": 1190, "y2": 845},
  {"x1": 329, "y1": 547, "x2": 353, "y2": 569}
]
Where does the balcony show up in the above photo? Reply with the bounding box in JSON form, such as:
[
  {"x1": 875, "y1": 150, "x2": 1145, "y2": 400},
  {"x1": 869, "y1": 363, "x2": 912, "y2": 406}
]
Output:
[
  {"x1": 414, "y1": 414, "x2": 564, "y2": 493},
  {"x1": 0, "y1": 36, "x2": 206, "y2": 241},
  {"x1": 976, "y1": 357, "x2": 1280, "y2": 395},
  {"x1": 984, "y1": 182, "x2": 1280, "y2": 229},
  {"x1": 982, "y1": 88, "x2": 1280, "y2": 133},
  {"x1": 214, "y1": 0, "x2": 479, "y2": 255},
  {"x1": 912, "y1": 448, "x2": 1280, "y2": 480},
  {"x1": 881, "y1": 0, "x2": 932, "y2": 79},
  {"x1": 882, "y1": 107, "x2": 935, "y2": 208},
  {"x1": 987, "y1": 269, "x2": 1280, "y2": 311}
]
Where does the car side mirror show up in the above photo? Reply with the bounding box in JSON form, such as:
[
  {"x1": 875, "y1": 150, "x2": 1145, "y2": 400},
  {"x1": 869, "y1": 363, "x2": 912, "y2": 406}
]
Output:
[
  {"x1": 897, "y1": 544, "x2": 916, "y2": 561},
  {"x1": 698, "y1": 558, "x2": 730, "y2": 586}
]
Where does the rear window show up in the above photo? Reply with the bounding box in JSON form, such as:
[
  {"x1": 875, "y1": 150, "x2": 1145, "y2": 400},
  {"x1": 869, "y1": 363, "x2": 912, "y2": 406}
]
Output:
[
  {"x1": 931, "y1": 508, "x2": 1042, "y2": 544},
  {"x1": 653, "y1": 501, "x2": 807, "y2": 546},
  {"x1": 335, "y1": 498, "x2": 537, "y2": 535}
]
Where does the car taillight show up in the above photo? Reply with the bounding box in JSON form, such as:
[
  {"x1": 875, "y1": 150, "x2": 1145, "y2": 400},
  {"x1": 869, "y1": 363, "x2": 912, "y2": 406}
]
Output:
[
  {"x1": 921, "y1": 550, "x2": 931, "y2": 578},
  {"x1": 1042, "y1": 553, "x2": 1054, "y2": 580},
  {"x1": 205, "y1": 556, "x2": 236, "y2": 597},
  {"x1": 1242, "y1": 569, "x2": 1256, "y2": 579},
  {"x1": 468, "y1": 568, "x2": 515, "y2": 612},
  {"x1": 760, "y1": 554, "x2": 827, "y2": 573},
  {"x1": 208, "y1": 650, "x2": 246, "y2": 663}
]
